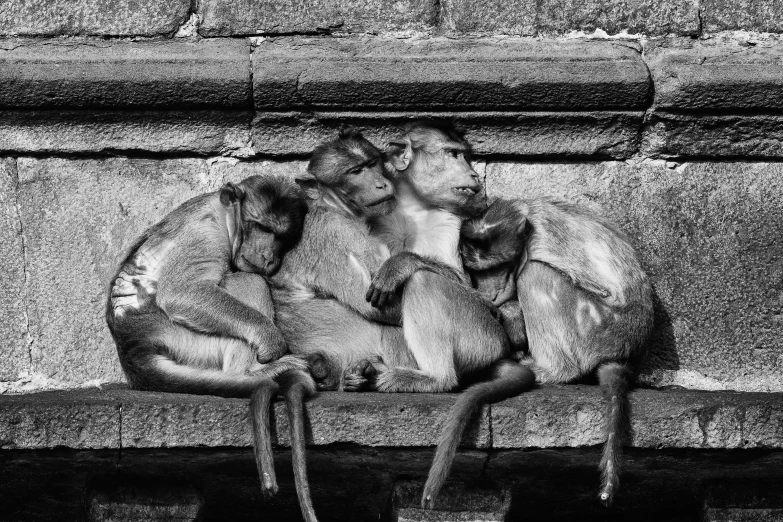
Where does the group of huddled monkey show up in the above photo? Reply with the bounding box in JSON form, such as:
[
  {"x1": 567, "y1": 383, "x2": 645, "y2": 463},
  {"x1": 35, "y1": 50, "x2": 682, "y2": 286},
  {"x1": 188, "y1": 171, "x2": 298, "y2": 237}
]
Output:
[{"x1": 106, "y1": 121, "x2": 653, "y2": 522}]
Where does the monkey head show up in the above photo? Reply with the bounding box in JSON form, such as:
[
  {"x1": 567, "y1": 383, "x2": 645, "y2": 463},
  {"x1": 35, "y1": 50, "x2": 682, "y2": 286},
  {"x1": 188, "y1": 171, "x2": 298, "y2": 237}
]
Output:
[
  {"x1": 385, "y1": 122, "x2": 487, "y2": 218},
  {"x1": 460, "y1": 199, "x2": 531, "y2": 306},
  {"x1": 299, "y1": 127, "x2": 396, "y2": 218},
  {"x1": 220, "y1": 176, "x2": 308, "y2": 276}
]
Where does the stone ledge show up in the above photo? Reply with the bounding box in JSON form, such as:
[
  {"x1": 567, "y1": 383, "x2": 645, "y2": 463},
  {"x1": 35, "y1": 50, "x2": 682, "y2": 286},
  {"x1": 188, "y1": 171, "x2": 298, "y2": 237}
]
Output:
[
  {"x1": 253, "y1": 38, "x2": 649, "y2": 111},
  {"x1": 0, "y1": 39, "x2": 251, "y2": 109},
  {"x1": 1, "y1": 386, "x2": 781, "y2": 451}
]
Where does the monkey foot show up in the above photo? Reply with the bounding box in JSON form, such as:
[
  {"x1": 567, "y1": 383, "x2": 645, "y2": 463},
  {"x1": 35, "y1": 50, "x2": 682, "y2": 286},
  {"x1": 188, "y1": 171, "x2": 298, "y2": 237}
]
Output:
[
  {"x1": 306, "y1": 352, "x2": 340, "y2": 391},
  {"x1": 343, "y1": 358, "x2": 382, "y2": 392}
]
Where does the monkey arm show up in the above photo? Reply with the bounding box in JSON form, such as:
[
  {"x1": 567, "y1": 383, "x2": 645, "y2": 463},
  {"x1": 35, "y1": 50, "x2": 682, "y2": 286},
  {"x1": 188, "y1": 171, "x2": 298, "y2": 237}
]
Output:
[{"x1": 366, "y1": 252, "x2": 466, "y2": 308}]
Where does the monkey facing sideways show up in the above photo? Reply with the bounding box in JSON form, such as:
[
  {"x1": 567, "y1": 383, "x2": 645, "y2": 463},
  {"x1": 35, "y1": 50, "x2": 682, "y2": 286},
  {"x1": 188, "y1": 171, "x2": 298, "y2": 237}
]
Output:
[
  {"x1": 105, "y1": 174, "x2": 309, "y2": 396},
  {"x1": 255, "y1": 124, "x2": 532, "y2": 522},
  {"x1": 422, "y1": 197, "x2": 654, "y2": 508}
]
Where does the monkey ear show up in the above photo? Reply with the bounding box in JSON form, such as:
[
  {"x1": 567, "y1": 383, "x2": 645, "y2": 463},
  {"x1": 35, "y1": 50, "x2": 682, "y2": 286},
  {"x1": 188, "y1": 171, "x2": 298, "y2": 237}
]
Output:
[
  {"x1": 219, "y1": 182, "x2": 246, "y2": 207},
  {"x1": 385, "y1": 139, "x2": 412, "y2": 171},
  {"x1": 295, "y1": 171, "x2": 321, "y2": 201},
  {"x1": 517, "y1": 218, "x2": 532, "y2": 240}
]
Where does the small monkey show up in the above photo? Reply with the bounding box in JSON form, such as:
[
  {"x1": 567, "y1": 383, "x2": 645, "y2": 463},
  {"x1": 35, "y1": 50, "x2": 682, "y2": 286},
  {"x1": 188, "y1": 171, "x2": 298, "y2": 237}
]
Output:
[
  {"x1": 424, "y1": 197, "x2": 654, "y2": 507},
  {"x1": 106, "y1": 175, "x2": 309, "y2": 395}
]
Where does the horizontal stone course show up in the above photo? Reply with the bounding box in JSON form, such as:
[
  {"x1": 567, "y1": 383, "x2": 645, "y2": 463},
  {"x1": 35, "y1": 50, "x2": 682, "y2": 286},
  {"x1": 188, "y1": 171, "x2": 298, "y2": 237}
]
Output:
[
  {"x1": 1, "y1": 387, "x2": 781, "y2": 450},
  {"x1": 701, "y1": 0, "x2": 783, "y2": 33},
  {"x1": 253, "y1": 38, "x2": 649, "y2": 111},
  {"x1": 0, "y1": 39, "x2": 251, "y2": 109},
  {"x1": 0, "y1": 0, "x2": 190, "y2": 36}
]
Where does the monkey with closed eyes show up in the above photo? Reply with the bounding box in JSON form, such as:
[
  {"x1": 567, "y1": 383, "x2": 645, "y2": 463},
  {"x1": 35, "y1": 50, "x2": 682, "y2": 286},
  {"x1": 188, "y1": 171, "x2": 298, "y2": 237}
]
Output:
[{"x1": 422, "y1": 197, "x2": 654, "y2": 508}]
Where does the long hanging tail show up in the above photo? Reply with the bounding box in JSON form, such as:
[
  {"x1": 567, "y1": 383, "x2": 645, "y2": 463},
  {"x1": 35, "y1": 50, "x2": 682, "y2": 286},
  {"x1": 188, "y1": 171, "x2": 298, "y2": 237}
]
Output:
[
  {"x1": 597, "y1": 362, "x2": 633, "y2": 506},
  {"x1": 250, "y1": 380, "x2": 281, "y2": 497},
  {"x1": 279, "y1": 369, "x2": 319, "y2": 522},
  {"x1": 422, "y1": 361, "x2": 536, "y2": 509}
]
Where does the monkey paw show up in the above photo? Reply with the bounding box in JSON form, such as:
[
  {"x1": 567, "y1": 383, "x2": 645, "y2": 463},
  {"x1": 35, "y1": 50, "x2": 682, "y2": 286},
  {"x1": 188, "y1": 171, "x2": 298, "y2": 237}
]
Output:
[
  {"x1": 306, "y1": 352, "x2": 340, "y2": 391},
  {"x1": 343, "y1": 359, "x2": 383, "y2": 392}
]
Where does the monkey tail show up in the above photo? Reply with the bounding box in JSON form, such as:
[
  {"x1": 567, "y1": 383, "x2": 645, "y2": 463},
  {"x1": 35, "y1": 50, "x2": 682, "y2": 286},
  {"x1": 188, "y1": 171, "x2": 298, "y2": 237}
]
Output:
[
  {"x1": 597, "y1": 362, "x2": 632, "y2": 506},
  {"x1": 279, "y1": 369, "x2": 319, "y2": 522},
  {"x1": 250, "y1": 380, "x2": 281, "y2": 498},
  {"x1": 422, "y1": 361, "x2": 535, "y2": 509}
]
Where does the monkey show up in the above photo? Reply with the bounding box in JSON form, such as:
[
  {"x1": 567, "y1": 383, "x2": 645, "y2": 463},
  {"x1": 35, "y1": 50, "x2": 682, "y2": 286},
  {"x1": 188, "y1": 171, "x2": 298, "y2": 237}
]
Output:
[
  {"x1": 106, "y1": 174, "x2": 309, "y2": 397},
  {"x1": 422, "y1": 197, "x2": 654, "y2": 508},
  {"x1": 258, "y1": 124, "x2": 529, "y2": 522}
]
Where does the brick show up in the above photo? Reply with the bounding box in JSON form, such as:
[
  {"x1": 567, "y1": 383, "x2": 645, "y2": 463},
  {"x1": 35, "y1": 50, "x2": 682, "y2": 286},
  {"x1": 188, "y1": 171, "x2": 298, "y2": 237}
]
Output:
[
  {"x1": 485, "y1": 161, "x2": 783, "y2": 391},
  {"x1": 0, "y1": 111, "x2": 252, "y2": 156},
  {"x1": 198, "y1": 0, "x2": 438, "y2": 36},
  {"x1": 537, "y1": 0, "x2": 699, "y2": 36},
  {"x1": 17, "y1": 158, "x2": 220, "y2": 384},
  {"x1": 0, "y1": 158, "x2": 28, "y2": 381},
  {"x1": 0, "y1": 0, "x2": 189, "y2": 36},
  {"x1": 253, "y1": 38, "x2": 650, "y2": 111},
  {"x1": 0, "y1": 388, "x2": 120, "y2": 449},
  {"x1": 253, "y1": 111, "x2": 643, "y2": 158},
  {"x1": 702, "y1": 0, "x2": 783, "y2": 33},
  {"x1": 0, "y1": 39, "x2": 251, "y2": 108},
  {"x1": 647, "y1": 40, "x2": 783, "y2": 111},
  {"x1": 643, "y1": 113, "x2": 783, "y2": 158}
]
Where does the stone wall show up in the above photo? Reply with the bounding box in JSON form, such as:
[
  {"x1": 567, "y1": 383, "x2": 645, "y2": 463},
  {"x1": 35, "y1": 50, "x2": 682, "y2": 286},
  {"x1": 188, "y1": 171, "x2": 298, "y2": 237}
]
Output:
[{"x1": 1, "y1": 2, "x2": 782, "y2": 393}]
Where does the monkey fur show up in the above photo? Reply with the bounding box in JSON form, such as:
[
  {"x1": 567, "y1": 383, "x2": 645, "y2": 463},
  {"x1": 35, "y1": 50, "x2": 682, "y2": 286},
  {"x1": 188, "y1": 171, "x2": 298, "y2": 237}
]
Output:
[{"x1": 424, "y1": 197, "x2": 654, "y2": 507}]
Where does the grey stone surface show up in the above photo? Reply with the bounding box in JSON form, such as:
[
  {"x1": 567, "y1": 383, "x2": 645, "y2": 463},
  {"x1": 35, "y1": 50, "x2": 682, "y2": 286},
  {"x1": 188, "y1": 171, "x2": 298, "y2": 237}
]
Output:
[
  {"x1": 702, "y1": 0, "x2": 783, "y2": 33},
  {"x1": 442, "y1": 0, "x2": 698, "y2": 35},
  {"x1": 0, "y1": 111, "x2": 252, "y2": 156},
  {"x1": 647, "y1": 39, "x2": 783, "y2": 111},
  {"x1": 0, "y1": 388, "x2": 120, "y2": 449},
  {"x1": 0, "y1": 39, "x2": 251, "y2": 108},
  {"x1": 198, "y1": 0, "x2": 438, "y2": 36},
  {"x1": 393, "y1": 480, "x2": 511, "y2": 521},
  {"x1": 17, "y1": 158, "x2": 220, "y2": 384},
  {"x1": 253, "y1": 111, "x2": 643, "y2": 158},
  {"x1": 643, "y1": 113, "x2": 783, "y2": 158},
  {"x1": 493, "y1": 387, "x2": 783, "y2": 449},
  {"x1": 0, "y1": 158, "x2": 28, "y2": 382},
  {"x1": 87, "y1": 479, "x2": 204, "y2": 522},
  {"x1": 704, "y1": 479, "x2": 783, "y2": 522},
  {"x1": 0, "y1": 0, "x2": 189, "y2": 36},
  {"x1": 485, "y1": 161, "x2": 783, "y2": 391},
  {"x1": 253, "y1": 38, "x2": 649, "y2": 110}
]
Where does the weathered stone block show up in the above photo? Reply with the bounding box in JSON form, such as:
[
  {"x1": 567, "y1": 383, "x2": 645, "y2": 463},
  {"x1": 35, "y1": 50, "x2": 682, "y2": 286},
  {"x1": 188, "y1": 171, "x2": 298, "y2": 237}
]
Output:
[
  {"x1": 0, "y1": 158, "x2": 28, "y2": 382},
  {"x1": 253, "y1": 38, "x2": 649, "y2": 110},
  {"x1": 0, "y1": 389, "x2": 120, "y2": 449},
  {"x1": 702, "y1": 0, "x2": 783, "y2": 33},
  {"x1": 0, "y1": 39, "x2": 251, "y2": 108},
  {"x1": 441, "y1": 0, "x2": 535, "y2": 35},
  {"x1": 253, "y1": 111, "x2": 643, "y2": 158},
  {"x1": 199, "y1": 0, "x2": 438, "y2": 36},
  {"x1": 86, "y1": 478, "x2": 204, "y2": 522},
  {"x1": 537, "y1": 0, "x2": 699, "y2": 36},
  {"x1": 647, "y1": 39, "x2": 783, "y2": 111},
  {"x1": 0, "y1": 0, "x2": 189, "y2": 36},
  {"x1": 17, "y1": 158, "x2": 220, "y2": 384},
  {"x1": 393, "y1": 480, "x2": 511, "y2": 522},
  {"x1": 643, "y1": 113, "x2": 783, "y2": 158},
  {"x1": 704, "y1": 479, "x2": 783, "y2": 522},
  {"x1": 485, "y1": 161, "x2": 783, "y2": 391},
  {"x1": 0, "y1": 111, "x2": 252, "y2": 156}
]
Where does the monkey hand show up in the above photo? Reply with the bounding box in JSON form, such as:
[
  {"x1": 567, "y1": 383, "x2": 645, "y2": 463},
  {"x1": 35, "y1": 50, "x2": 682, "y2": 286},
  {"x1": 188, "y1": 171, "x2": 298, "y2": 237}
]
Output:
[
  {"x1": 249, "y1": 326, "x2": 288, "y2": 364},
  {"x1": 343, "y1": 358, "x2": 383, "y2": 392},
  {"x1": 366, "y1": 253, "x2": 420, "y2": 308}
]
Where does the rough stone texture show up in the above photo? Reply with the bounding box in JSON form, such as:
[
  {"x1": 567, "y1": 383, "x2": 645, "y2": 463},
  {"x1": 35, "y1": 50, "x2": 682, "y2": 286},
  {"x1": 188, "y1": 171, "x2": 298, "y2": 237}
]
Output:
[
  {"x1": 0, "y1": 111, "x2": 252, "y2": 156},
  {"x1": 702, "y1": 0, "x2": 783, "y2": 33},
  {"x1": 16, "y1": 158, "x2": 222, "y2": 384},
  {"x1": 210, "y1": 158, "x2": 308, "y2": 185},
  {"x1": 0, "y1": 388, "x2": 120, "y2": 449},
  {"x1": 198, "y1": 0, "x2": 438, "y2": 36},
  {"x1": 253, "y1": 111, "x2": 643, "y2": 158},
  {"x1": 0, "y1": 0, "x2": 190, "y2": 36},
  {"x1": 442, "y1": 0, "x2": 698, "y2": 36},
  {"x1": 493, "y1": 387, "x2": 783, "y2": 449},
  {"x1": 393, "y1": 480, "x2": 511, "y2": 522},
  {"x1": 253, "y1": 38, "x2": 649, "y2": 111},
  {"x1": 0, "y1": 39, "x2": 251, "y2": 108},
  {"x1": 485, "y1": 161, "x2": 783, "y2": 391},
  {"x1": 0, "y1": 159, "x2": 28, "y2": 382},
  {"x1": 86, "y1": 477, "x2": 204, "y2": 522},
  {"x1": 647, "y1": 39, "x2": 783, "y2": 111},
  {"x1": 642, "y1": 113, "x2": 783, "y2": 158},
  {"x1": 704, "y1": 479, "x2": 783, "y2": 522}
]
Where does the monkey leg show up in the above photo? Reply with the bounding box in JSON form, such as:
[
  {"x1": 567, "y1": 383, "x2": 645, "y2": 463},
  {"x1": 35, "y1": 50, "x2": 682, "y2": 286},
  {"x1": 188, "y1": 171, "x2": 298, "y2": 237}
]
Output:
[{"x1": 372, "y1": 271, "x2": 510, "y2": 393}]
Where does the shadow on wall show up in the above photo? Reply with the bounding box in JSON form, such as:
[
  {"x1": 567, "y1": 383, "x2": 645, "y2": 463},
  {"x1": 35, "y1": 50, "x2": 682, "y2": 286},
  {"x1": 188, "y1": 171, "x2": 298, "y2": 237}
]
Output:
[{"x1": 640, "y1": 286, "x2": 680, "y2": 378}]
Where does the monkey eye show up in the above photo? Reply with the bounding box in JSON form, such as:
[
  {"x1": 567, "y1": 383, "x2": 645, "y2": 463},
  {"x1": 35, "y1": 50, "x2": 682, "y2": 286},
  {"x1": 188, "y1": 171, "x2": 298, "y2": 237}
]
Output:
[
  {"x1": 447, "y1": 150, "x2": 462, "y2": 159},
  {"x1": 347, "y1": 166, "x2": 363, "y2": 175},
  {"x1": 366, "y1": 158, "x2": 378, "y2": 168}
]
